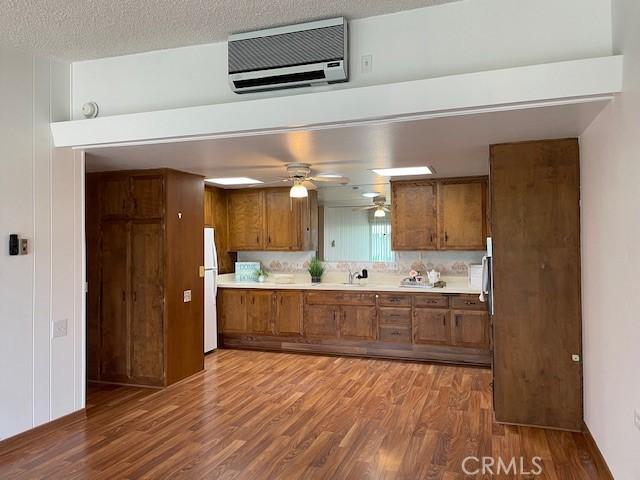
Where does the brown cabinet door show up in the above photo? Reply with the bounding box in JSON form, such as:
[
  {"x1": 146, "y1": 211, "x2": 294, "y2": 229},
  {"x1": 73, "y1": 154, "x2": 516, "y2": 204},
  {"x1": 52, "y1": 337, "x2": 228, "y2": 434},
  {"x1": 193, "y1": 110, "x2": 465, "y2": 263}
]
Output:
[
  {"x1": 438, "y1": 180, "x2": 486, "y2": 250},
  {"x1": 247, "y1": 290, "x2": 273, "y2": 334},
  {"x1": 204, "y1": 188, "x2": 214, "y2": 227},
  {"x1": 265, "y1": 189, "x2": 298, "y2": 250},
  {"x1": 412, "y1": 308, "x2": 451, "y2": 345},
  {"x1": 228, "y1": 191, "x2": 264, "y2": 250},
  {"x1": 131, "y1": 175, "x2": 164, "y2": 218},
  {"x1": 275, "y1": 291, "x2": 303, "y2": 336},
  {"x1": 304, "y1": 304, "x2": 339, "y2": 338},
  {"x1": 340, "y1": 306, "x2": 377, "y2": 340},
  {"x1": 100, "y1": 221, "x2": 130, "y2": 381},
  {"x1": 130, "y1": 221, "x2": 165, "y2": 385},
  {"x1": 392, "y1": 182, "x2": 437, "y2": 250},
  {"x1": 219, "y1": 289, "x2": 247, "y2": 333},
  {"x1": 452, "y1": 310, "x2": 489, "y2": 349},
  {"x1": 100, "y1": 177, "x2": 130, "y2": 217}
]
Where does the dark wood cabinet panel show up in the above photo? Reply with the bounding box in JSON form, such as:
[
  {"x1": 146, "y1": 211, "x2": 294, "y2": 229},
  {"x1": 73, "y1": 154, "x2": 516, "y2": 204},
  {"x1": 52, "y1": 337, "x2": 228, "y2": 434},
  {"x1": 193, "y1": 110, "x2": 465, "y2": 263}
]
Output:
[
  {"x1": 490, "y1": 139, "x2": 582, "y2": 431},
  {"x1": 304, "y1": 304, "x2": 339, "y2": 338},
  {"x1": 412, "y1": 308, "x2": 451, "y2": 345},
  {"x1": 131, "y1": 175, "x2": 164, "y2": 218},
  {"x1": 219, "y1": 289, "x2": 247, "y2": 334},
  {"x1": 379, "y1": 325, "x2": 411, "y2": 343},
  {"x1": 265, "y1": 189, "x2": 297, "y2": 250},
  {"x1": 378, "y1": 307, "x2": 411, "y2": 326},
  {"x1": 438, "y1": 180, "x2": 487, "y2": 250},
  {"x1": 452, "y1": 311, "x2": 489, "y2": 349},
  {"x1": 228, "y1": 191, "x2": 264, "y2": 251},
  {"x1": 377, "y1": 293, "x2": 412, "y2": 307},
  {"x1": 274, "y1": 291, "x2": 303, "y2": 336},
  {"x1": 204, "y1": 186, "x2": 236, "y2": 275},
  {"x1": 450, "y1": 295, "x2": 485, "y2": 310},
  {"x1": 340, "y1": 306, "x2": 377, "y2": 340},
  {"x1": 247, "y1": 290, "x2": 273, "y2": 334},
  {"x1": 100, "y1": 177, "x2": 130, "y2": 217},
  {"x1": 392, "y1": 181, "x2": 437, "y2": 250},
  {"x1": 99, "y1": 221, "x2": 129, "y2": 381},
  {"x1": 130, "y1": 222, "x2": 164, "y2": 385},
  {"x1": 413, "y1": 295, "x2": 449, "y2": 309}
]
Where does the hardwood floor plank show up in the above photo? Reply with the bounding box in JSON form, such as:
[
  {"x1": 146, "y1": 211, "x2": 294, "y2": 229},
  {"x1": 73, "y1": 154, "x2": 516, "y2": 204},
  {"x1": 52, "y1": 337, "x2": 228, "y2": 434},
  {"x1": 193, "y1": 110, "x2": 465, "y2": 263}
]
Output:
[{"x1": 0, "y1": 349, "x2": 605, "y2": 479}]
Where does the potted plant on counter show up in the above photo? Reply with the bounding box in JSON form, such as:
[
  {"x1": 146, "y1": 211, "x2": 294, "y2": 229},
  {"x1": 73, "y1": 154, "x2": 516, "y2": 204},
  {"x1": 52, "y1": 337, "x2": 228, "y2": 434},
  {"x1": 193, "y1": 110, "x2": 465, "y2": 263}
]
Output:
[
  {"x1": 308, "y1": 258, "x2": 324, "y2": 284},
  {"x1": 256, "y1": 266, "x2": 269, "y2": 283}
]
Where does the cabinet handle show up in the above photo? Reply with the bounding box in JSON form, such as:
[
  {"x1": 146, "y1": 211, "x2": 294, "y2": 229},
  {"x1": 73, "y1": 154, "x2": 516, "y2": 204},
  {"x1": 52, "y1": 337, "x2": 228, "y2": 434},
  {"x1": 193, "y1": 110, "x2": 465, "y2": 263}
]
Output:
[
  {"x1": 256, "y1": 235, "x2": 260, "y2": 244},
  {"x1": 430, "y1": 233, "x2": 434, "y2": 243},
  {"x1": 442, "y1": 317, "x2": 446, "y2": 326},
  {"x1": 240, "y1": 296, "x2": 244, "y2": 305},
  {"x1": 133, "y1": 199, "x2": 137, "y2": 212},
  {"x1": 391, "y1": 331, "x2": 400, "y2": 336},
  {"x1": 455, "y1": 315, "x2": 459, "y2": 327},
  {"x1": 268, "y1": 236, "x2": 271, "y2": 244},
  {"x1": 122, "y1": 291, "x2": 126, "y2": 302},
  {"x1": 121, "y1": 200, "x2": 126, "y2": 212},
  {"x1": 464, "y1": 301, "x2": 475, "y2": 305},
  {"x1": 133, "y1": 291, "x2": 137, "y2": 302},
  {"x1": 445, "y1": 232, "x2": 449, "y2": 242}
]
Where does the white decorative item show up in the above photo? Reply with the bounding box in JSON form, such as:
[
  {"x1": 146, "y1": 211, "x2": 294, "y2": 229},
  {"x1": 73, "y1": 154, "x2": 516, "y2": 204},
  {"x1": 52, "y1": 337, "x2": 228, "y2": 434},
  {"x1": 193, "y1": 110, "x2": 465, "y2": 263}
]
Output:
[
  {"x1": 427, "y1": 269, "x2": 441, "y2": 285},
  {"x1": 257, "y1": 274, "x2": 266, "y2": 283},
  {"x1": 468, "y1": 264, "x2": 483, "y2": 290},
  {"x1": 235, "y1": 262, "x2": 261, "y2": 282}
]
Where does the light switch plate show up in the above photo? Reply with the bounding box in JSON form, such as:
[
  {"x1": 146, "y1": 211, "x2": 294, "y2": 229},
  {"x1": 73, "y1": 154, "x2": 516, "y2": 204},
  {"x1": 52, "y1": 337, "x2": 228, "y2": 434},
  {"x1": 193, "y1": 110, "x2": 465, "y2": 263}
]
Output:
[
  {"x1": 183, "y1": 290, "x2": 192, "y2": 303},
  {"x1": 361, "y1": 54, "x2": 373, "y2": 73},
  {"x1": 52, "y1": 319, "x2": 68, "y2": 338},
  {"x1": 634, "y1": 410, "x2": 640, "y2": 432}
]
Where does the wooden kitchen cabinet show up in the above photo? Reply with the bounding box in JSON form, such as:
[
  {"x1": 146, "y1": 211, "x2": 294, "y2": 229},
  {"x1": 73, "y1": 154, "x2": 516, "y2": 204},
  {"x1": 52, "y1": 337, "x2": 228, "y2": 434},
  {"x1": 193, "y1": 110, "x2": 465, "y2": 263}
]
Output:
[
  {"x1": 265, "y1": 189, "x2": 298, "y2": 250},
  {"x1": 304, "y1": 304, "x2": 339, "y2": 338},
  {"x1": 247, "y1": 290, "x2": 273, "y2": 334},
  {"x1": 87, "y1": 169, "x2": 204, "y2": 388},
  {"x1": 392, "y1": 177, "x2": 488, "y2": 251},
  {"x1": 438, "y1": 179, "x2": 487, "y2": 250},
  {"x1": 274, "y1": 291, "x2": 303, "y2": 336},
  {"x1": 219, "y1": 289, "x2": 248, "y2": 333},
  {"x1": 204, "y1": 186, "x2": 236, "y2": 274},
  {"x1": 340, "y1": 306, "x2": 377, "y2": 340},
  {"x1": 412, "y1": 308, "x2": 451, "y2": 345},
  {"x1": 391, "y1": 181, "x2": 437, "y2": 250},
  {"x1": 227, "y1": 190, "x2": 265, "y2": 250},
  {"x1": 451, "y1": 310, "x2": 489, "y2": 349}
]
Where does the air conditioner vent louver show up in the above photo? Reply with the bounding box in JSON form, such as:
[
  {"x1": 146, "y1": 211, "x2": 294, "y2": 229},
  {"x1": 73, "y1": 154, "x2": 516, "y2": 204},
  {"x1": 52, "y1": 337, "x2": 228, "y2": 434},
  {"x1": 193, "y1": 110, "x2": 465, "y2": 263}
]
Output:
[
  {"x1": 229, "y1": 25, "x2": 344, "y2": 74},
  {"x1": 228, "y1": 17, "x2": 348, "y2": 94}
]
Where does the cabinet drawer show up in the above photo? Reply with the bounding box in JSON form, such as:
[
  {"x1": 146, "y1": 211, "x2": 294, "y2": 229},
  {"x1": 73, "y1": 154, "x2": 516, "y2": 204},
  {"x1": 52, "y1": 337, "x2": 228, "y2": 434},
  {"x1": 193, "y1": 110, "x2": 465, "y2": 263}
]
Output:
[
  {"x1": 379, "y1": 325, "x2": 411, "y2": 343},
  {"x1": 378, "y1": 307, "x2": 411, "y2": 326},
  {"x1": 376, "y1": 293, "x2": 412, "y2": 307},
  {"x1": 450, "y1": 295, "x2": 485, "y2": 310},
  {"x1": 306, "y1": 291, "x2": 376, "y2": 306},
  {"x1": 413, "y1": 295, "x2": 449, "y2": 308}
]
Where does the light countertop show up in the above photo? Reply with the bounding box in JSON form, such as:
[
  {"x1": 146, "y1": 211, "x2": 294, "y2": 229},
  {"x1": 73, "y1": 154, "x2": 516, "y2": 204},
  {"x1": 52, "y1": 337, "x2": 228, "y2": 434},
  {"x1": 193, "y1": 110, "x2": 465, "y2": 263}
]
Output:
[{"x1": 217, "y1": 273, "x2": 481, "y2": 295}]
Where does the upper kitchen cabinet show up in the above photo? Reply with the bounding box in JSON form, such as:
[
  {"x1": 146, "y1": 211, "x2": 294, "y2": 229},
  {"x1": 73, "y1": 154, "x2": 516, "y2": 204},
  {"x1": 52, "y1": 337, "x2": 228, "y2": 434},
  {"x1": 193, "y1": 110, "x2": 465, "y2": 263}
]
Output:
[
  {"x1": 204, "y1": 186, "x2": 236, "y2": 274},
  {"x1": 228, "y1": 190, "x2": 265, "y2": 251},
  {"x1": 391, "y1": 181, "x2": 437, "y2": 250},
  {"x1": 227, "y1": 188, "x2": 318, "y2": 252},
  {"x1": 437, "y1": 178, "x2": 488, "y2": 250},
  {"x1": 391, "y1": 177, "x2": 488, "y2": 251}
]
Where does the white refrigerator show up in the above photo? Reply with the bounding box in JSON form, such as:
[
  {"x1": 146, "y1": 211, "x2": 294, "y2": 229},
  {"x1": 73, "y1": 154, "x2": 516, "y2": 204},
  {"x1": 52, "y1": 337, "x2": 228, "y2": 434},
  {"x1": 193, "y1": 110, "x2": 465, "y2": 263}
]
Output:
[{"x1": 204, "y1": 227, "x2": 218, "y2": 353}]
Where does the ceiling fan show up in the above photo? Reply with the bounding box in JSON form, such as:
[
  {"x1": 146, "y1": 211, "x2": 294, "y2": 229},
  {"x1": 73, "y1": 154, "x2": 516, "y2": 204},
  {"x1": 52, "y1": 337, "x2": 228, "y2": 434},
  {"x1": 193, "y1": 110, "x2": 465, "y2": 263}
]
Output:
[
  {"x1": 257, "y1": 163, "x2": 349, "y2": 198},
  {"x1": 353, "y1": 195, "x2": 390, "y2": 218}
]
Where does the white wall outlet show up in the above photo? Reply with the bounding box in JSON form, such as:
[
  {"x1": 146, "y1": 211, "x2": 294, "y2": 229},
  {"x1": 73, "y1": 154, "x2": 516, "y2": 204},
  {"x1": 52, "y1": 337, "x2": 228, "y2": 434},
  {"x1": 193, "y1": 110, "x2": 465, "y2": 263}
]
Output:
[
  {"x1": 52, "y1": 319, "x2": 68, "y2": 338},
  {"x1": 361, "y1": 54, "x2": 373, "y2": 73},
  {"x1": 183, "y1": 290, "x2": 192, "y2": 303},
  {"x1": 634, "y1": 409, "x2": 640, "y2": 432}
]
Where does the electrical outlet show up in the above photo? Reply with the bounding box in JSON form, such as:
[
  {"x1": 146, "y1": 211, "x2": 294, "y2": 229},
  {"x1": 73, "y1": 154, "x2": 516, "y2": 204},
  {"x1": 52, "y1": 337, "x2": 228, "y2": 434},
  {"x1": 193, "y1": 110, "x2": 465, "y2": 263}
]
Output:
[
  {"x1": 634, "y1": 410, "x2": 640, "y2": 432},
  {"x1": 361, "y1": 54, "x2": 373, "y2": 73},
  {"x1": 183, "y1": 290, "x2": 192, "y2": 303},
  {"x1": 52, "y1": 319, "x2": 68, "y2": 338}
]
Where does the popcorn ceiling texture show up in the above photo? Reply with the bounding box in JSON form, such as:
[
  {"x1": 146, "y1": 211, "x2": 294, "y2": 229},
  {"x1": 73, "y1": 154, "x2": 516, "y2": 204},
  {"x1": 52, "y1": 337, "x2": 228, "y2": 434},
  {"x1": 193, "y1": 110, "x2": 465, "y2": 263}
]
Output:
[
  {"x1": 237, "y1": 251, "x2": 484, "y2": 276},
  {"x1": 0, "y1": 0, "x2": 459, "y2": 60}
]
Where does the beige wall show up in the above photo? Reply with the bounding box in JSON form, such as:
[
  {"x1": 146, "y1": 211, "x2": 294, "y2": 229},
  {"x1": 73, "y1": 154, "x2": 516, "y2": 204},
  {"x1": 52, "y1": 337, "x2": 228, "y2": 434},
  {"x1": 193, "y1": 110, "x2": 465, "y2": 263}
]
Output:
[{"x1": 580, "y1": 0, "x2": 640, "y2": 477}]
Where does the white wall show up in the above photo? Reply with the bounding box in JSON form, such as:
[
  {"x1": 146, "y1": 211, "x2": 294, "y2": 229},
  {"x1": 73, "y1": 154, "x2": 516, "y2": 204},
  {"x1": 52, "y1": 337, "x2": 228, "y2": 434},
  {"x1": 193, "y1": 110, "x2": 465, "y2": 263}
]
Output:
[
  {"x1": 71, "y1": 0, "x2": 612, "y2": 119},
  {"x1": 580, "y1": 0, "x2": 640, "y2": 478},
  {"x1": 0, "y1": 47, "x2": 84, "y2": 440}
]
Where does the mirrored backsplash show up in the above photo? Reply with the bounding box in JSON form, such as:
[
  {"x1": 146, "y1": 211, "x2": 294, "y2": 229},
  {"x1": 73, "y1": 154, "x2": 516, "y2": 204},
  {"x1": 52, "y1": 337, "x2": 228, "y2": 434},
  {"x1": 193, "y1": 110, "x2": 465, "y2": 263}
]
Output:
[{"x1": 236, "y1": 250, "x2": 485, "y2": 277}]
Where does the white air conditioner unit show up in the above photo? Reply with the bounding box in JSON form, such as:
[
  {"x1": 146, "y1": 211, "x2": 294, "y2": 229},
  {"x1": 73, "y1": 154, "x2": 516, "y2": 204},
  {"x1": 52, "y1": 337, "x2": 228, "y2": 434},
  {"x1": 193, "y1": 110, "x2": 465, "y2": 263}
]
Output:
[{"x1": 228, "y1": 17, "x2": 348, "y2": 94}]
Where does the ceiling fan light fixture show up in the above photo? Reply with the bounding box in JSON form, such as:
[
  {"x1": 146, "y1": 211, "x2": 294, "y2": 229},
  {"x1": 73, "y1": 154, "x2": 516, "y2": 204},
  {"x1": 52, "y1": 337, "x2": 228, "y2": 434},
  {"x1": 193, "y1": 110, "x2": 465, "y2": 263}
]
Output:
[
  {"x1": 374, "y1": 207, "x2": 386, "y2": 218},
  {"x1": 290, "y1": 182, "x2": 308, "y2": 198}
]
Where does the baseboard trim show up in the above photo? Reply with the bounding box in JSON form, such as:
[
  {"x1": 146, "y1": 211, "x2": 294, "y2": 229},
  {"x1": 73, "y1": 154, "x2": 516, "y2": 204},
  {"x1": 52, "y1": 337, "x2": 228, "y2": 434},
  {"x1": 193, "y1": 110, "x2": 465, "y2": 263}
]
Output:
[{"x1": 583, "y1": 422, "x2": 614, "y2": 480}]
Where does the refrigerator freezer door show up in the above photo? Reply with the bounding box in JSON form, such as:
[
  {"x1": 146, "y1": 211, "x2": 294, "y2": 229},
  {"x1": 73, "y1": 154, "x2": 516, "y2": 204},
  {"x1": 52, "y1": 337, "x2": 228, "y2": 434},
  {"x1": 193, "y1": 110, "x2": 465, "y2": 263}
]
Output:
[{"x1": 204, "y1": 269, "x2": 217, "y2": 352}]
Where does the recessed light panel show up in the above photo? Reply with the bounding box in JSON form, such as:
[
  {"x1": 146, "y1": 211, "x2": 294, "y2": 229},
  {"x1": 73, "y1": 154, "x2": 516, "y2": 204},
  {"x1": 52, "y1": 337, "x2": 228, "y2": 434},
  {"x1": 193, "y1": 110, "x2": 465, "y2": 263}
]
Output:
[
  {"x1": 205, "y1": 177, "x2": 263, "y2": 185},
  {"x1": 372, "y1": 166, "x2": 432, "y2": 177},
  {"x1": 362, "y1": 192, "x2": 379, "y2": 198}
]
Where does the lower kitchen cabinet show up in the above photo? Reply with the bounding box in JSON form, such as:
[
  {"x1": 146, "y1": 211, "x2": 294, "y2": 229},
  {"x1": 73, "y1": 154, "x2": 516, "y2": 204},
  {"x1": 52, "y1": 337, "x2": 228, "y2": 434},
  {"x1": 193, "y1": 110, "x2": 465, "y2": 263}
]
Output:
[
  {"x1": 274, "y1": 291, "x2": 303, "y2": 336},
  {"x1": 218, "y1": 288, "x2": 491, "y2": 366},
  {"x1": 340, "y1": 306, "x2": 377, "y2": 340},
  {"x1": 412, "y1": 308, "x2": 451, "y2": 345},
  {"x1": 219, "y1": 289, "x2": 247, "y2": 333},
  {"x1": 452, "y1": 310, "x2": 490, "y2": 349}
]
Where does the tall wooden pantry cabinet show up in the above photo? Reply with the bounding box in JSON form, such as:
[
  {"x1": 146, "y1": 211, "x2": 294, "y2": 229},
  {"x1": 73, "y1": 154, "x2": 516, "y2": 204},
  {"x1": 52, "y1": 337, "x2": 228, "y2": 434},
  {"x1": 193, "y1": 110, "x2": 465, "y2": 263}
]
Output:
[{"x1": 86, "y1": 168, "x2": 204, "y2": 387}]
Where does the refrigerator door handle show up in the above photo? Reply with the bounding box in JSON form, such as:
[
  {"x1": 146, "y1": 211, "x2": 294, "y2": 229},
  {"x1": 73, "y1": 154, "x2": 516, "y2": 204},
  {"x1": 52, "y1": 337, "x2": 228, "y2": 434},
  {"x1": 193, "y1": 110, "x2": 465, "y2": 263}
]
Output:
[{"x1": 479, "y1": 255, "x2": 489, "y2": 302}]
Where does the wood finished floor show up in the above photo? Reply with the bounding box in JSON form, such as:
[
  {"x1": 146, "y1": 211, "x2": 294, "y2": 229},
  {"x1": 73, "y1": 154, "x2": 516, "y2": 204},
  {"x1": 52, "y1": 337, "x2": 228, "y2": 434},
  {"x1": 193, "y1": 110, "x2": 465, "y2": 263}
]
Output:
[{"x1": 0, "y1": 349, "x2": 605, "y2": 479}]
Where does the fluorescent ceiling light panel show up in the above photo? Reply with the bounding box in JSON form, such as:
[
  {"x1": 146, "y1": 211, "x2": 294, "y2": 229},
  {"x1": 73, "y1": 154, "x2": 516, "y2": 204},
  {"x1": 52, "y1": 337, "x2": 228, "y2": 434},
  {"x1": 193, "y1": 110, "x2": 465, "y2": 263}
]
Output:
[
  {"x1": 362, "y1": 192, "x2": 379, "y2": 198},
  {"x1": 371, "y1": 166, "x2": 432, "y2": 177},
  {"x1": 316, "y1": 173, "x2": 343, "y2": 178},
  {"x1": 206, "y1": 177, "x2": 263, "y2": 185}
]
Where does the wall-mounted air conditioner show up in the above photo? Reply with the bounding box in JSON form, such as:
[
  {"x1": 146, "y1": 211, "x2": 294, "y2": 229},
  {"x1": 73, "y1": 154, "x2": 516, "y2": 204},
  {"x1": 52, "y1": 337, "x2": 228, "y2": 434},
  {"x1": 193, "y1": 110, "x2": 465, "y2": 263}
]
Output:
[{"x1": 228, "y1": 17, "x2": 348, "y2": 94}]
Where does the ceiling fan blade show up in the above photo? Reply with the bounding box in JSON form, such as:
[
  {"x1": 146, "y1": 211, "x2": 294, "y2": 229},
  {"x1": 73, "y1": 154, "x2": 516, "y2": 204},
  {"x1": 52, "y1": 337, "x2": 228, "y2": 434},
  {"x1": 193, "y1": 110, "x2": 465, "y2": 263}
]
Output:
[
  {"x1": 302, "y1": 180, "x2": 317, "y2": 190},
  {"x1": 309, "y1": 176, "x2": 343, "y2": 183},
  {"x1": 383, "y1": 207, "x2": 391, "y2": 212},
  {"x1": 249, "y1": 179, "x2": 290, "y2": 187},
  {"x1": 353, "y1": 206, "x2": 375, "y2": 211}
]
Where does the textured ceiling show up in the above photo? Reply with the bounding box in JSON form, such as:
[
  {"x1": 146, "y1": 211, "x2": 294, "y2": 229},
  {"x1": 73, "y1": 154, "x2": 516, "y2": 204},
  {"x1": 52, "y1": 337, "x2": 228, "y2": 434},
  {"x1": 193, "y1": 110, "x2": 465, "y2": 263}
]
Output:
[{"x1": 0, "y1": 0, "x2": 459, "y2": 60}]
